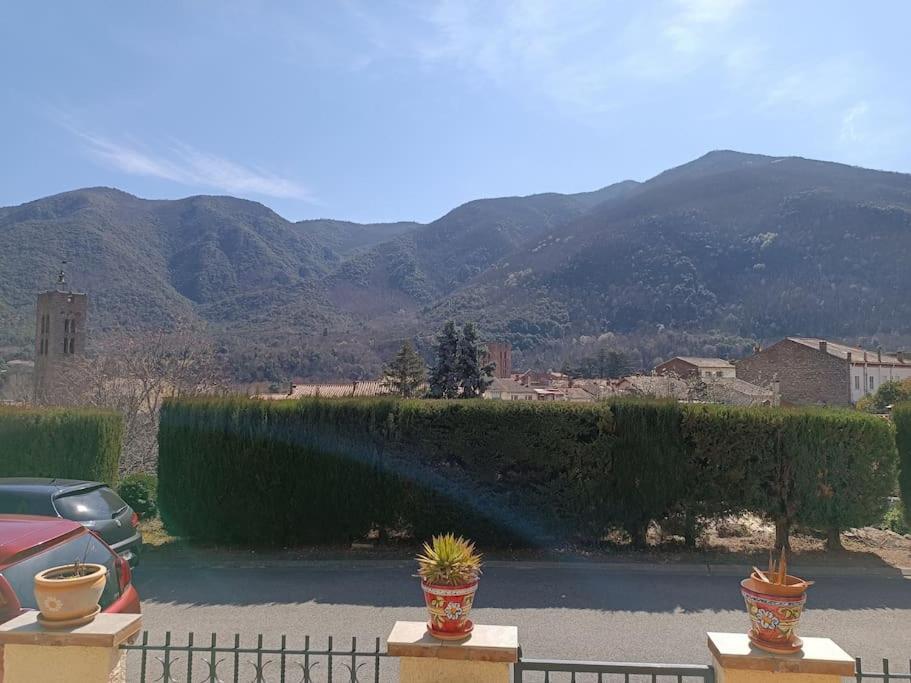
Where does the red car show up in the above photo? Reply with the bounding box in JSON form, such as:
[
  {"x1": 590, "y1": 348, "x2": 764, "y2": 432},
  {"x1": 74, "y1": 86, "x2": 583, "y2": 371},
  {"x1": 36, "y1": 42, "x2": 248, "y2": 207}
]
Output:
[{"x1": 0, "y1": 515, "x2": 140, "y2": 621}]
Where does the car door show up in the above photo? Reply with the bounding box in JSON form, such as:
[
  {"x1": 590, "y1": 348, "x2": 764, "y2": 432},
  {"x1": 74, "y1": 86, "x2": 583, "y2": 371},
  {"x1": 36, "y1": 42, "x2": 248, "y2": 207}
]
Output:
[{"x1": 52, "y1": 486, "x2": 135, "y2": 549}]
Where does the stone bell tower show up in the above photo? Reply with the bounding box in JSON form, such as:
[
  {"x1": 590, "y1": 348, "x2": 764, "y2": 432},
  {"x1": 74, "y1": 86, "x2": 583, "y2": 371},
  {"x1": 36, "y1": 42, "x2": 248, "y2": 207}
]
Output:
[{"x1": 33, "y1": 266, "x2": 88, "y2": 403}]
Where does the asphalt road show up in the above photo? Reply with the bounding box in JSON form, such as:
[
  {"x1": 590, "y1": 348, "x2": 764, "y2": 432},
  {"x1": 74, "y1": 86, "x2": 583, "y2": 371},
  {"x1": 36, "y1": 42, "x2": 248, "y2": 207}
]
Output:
[{"x1": 131, "y1": 558, "x2": 911, "y2": 668}]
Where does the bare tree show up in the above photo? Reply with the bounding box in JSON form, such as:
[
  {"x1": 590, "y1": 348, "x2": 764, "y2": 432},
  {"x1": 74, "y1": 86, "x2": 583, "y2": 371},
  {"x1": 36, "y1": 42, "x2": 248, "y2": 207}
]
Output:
[{"x1": 54, "y1": 326, "x2": 228, "y2": 473}]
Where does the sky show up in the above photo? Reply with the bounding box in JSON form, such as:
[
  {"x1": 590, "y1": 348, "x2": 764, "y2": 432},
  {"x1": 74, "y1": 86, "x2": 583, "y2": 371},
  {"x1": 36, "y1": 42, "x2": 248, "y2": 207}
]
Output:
[{"x1": 2, "y1": 1, "x2": 909, "y2": 223}]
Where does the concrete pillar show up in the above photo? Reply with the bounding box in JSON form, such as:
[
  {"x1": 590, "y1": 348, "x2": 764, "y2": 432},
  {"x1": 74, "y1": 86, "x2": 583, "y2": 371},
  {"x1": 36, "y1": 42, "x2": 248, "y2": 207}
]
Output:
[
  {"x1": 707, "y1": 632, "x2": 854, "y2": 683},
  {"x1": 387, "y1": 621, "x2": 518, "y2": 683},
  {"x1": 0, "y1": 611, "x2": 141, "y2": 683}
]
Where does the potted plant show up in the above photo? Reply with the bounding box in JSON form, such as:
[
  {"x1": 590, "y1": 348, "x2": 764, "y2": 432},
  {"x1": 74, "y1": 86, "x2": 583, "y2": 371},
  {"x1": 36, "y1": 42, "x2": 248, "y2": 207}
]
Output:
[
  {"x1": 417, "y1": 534, "x2": 482, "y2": 640},
  {"x1": 740, "y1": 549, "x2": 813, "y2": 654},
  {"x1": 34, "y1": 554, "x2": 107, "y2": 629}
]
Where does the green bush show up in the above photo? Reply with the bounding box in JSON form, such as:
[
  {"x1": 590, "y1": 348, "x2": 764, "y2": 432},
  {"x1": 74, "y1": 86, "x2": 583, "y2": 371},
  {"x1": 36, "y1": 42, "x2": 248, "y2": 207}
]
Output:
[
  {"x1": 895, "y1": 402, "x2": 911, "y2": 526},
  {"x1": 158, "y1": 397, "x2": 898, "y2": 548},
  {"x1": 0, "y1": 406, "x2": 121, "y2": 485},
  {"x1": 118, "y1": 473, "x2": 158, "y2": 519}
]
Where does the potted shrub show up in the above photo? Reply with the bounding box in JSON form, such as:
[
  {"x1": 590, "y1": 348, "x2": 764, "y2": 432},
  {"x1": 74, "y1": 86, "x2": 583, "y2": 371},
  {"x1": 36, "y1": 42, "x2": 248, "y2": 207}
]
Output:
[
  {"x1": 417, "y1": 534, "x2": 482, "y2": 640},
  {"x1": 34, "y1": 558, "x2": 107, "y2": 629},
  {"x1": 740, "y1": 550, "x2": 813, "y2": 654}
]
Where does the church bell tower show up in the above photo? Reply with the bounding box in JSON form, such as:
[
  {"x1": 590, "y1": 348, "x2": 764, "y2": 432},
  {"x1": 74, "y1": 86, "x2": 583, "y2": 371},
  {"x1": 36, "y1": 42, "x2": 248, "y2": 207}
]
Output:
[{"x1": 33, "y1": 265, "x2": 87, "y2": 403}]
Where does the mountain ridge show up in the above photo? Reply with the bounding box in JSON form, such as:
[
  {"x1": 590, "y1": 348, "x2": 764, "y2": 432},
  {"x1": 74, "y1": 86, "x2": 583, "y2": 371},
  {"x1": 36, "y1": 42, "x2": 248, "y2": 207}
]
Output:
[{"x1": 2, "y1": 150, "x2": 910, "y2": 380}]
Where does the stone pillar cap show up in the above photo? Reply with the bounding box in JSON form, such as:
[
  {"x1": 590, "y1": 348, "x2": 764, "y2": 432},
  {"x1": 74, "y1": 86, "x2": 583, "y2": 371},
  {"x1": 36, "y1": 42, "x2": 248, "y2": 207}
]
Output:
[
  {"x1": 0, "y1": 611, "x2": 142, "y2": 649},
  {"x1": 707, "y1": 632, "x2": 854, "y2": 676},
  {"x1": 387, "y1": 621, "x2": 519, "y2": 663}
]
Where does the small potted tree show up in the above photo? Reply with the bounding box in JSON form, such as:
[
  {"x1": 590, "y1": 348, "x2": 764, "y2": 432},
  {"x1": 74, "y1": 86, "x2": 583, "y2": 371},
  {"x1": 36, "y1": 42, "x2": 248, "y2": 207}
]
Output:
[
  {"x1": 34, "y1": 555, "x2": 107, "y2": 629},
  {"x1": 417, "y1": 534, "x2": 482, "y2": 640},
  {"x1": 740, "y1": 550, "x2": 813, "y2": 654}
]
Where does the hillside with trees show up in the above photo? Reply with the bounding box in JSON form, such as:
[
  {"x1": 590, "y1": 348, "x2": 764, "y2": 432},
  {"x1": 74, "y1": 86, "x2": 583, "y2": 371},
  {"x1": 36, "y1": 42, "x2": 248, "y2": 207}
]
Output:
[{"x1": 2, "y1": 151, "x2": 910, "y2": 381}]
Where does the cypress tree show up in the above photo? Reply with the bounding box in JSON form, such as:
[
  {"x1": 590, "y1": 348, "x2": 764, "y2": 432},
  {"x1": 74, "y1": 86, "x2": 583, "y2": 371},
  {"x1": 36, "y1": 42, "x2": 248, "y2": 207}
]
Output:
[
  {"x1": 429, "y1": 321, "x2": 461, "y2": 398},
  {"x1": 383, "y1": 341, "x2": 426, "y2": 398},
  {"x1": 458, "y1": 322, "x2": 493, "y2": 398}
]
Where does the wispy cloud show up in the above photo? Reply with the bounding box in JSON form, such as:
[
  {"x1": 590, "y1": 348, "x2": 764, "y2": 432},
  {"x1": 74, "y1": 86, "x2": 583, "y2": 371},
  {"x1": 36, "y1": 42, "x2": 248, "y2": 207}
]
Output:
[
  {"x1": 61, "y1": 121, "x2": 314, "y2": 201},
  {"x1": 840, "y1": 102, "x2": 869, "y2": 143},
  {"x1": 341, "y1": 0, "x2": 754, "y2": 115}
]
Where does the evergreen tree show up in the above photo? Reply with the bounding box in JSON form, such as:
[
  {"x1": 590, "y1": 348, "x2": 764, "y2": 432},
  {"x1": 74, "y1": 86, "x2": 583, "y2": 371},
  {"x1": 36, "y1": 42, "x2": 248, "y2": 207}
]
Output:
[
  {"x1": 458, "y1": 322, "x2": 494, "y2": 398},
  {"x1": 429, "y1": 321, "x2": 461, "y2": 398},
  {"x1": 383, "y1": 342, "x2": 426, "y2": 398}
]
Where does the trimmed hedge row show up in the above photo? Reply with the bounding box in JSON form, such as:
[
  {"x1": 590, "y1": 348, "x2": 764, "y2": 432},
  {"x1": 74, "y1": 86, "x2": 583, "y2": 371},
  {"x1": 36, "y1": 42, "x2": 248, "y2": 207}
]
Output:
[
  {"x1": 0, "y1": 406, "x2": 122, "y2": 485},
  {"x1": 158, "y1": 397, "x2": 898, "y2": 547},
  {"x1": 895, "y1": 403, "x2": 911, "y2": 526}
]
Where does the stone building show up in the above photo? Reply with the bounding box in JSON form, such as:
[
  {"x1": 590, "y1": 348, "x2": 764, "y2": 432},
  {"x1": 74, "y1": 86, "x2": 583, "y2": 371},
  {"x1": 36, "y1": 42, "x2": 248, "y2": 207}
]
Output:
[
  {"x1": 482, "y1": 342, "x2": 512, "y2": 379},
  {"x1": 0, "y1": 360, "x2": 34, "y2": 403},
  {"x1": 33, "y1": 271, "x2": 87, "y2": 403},
  {"x1": 654, "y1": 357, "x2": 736, "y2": 379},
  {"x1": 736, "y1": 337, "x2": 911, "y2": 406}
]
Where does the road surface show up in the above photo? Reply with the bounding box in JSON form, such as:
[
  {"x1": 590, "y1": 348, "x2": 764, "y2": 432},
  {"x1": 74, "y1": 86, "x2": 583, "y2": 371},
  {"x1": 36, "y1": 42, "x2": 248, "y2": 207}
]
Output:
[{"x1": 132, "y1": 558, "x2": 911, "y2": 665}]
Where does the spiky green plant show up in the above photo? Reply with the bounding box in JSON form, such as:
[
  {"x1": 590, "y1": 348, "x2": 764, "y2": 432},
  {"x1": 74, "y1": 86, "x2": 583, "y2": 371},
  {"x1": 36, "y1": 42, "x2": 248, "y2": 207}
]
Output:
[{"x1": 416, "y1": 533, "x2": 482, "y2": 586}]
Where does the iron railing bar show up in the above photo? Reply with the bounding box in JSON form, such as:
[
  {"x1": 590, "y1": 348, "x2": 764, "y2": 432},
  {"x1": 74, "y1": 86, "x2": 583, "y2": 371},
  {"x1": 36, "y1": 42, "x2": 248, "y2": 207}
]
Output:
[
  {"x1": 122, "y1": 644, "x2": 388, "y2": 657},
  {"x1": 516, "y1": 659, "x2": 714, "y2": 676},
  {"x1": 186, "y1": 631, "x2": 193, "y2": 683},
  {"x1": 280, "y1": 634, "x2": 287, "y2": 683},
  {"x1": 139, "y1": 630, "x2": 149, "y2": 682},
  {"x1": 233, "y1": 633, "x2": 240, "y2": 683},
  {"x1": 374, "y1": 636, "x2": 381, "y2": 683}
]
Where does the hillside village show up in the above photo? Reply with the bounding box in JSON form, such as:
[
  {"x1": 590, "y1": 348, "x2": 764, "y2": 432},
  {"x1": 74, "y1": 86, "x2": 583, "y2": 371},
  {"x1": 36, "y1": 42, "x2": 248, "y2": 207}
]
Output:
[{"x1": 251, "y1": 338, "x2": 911, "y2": 409}]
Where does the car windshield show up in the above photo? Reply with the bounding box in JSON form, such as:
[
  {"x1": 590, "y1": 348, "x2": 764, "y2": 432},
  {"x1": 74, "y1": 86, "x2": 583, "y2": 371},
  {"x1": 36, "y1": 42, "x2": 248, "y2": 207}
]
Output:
[
  {"x1": 54, "y1": 487, "x2": 127, "y2": 521},
  {"x1": 0, "y1": 533, "x2": 120, "y2": 609}
]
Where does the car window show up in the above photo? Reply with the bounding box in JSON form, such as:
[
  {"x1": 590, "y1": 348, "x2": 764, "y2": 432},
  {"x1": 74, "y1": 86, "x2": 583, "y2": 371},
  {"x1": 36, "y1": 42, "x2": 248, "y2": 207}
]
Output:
[
  {"x1": 0, "y1": 533, "x2": 120, "y2": 609},
  {"x1": 0, "y1": 492, "x2": 55, "y2": 516},
  {"x1": 53, "y1": 487, "x2": 127, "y2": 521}
]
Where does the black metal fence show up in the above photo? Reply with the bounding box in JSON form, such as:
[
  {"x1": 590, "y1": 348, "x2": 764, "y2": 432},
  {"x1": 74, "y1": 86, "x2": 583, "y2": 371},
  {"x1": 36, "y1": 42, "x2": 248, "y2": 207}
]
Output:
[
  {"x1": 120, "y1": 632, "x2": 392, "y2": 682},
  {"x1": 513, "y1": 657, "x2": 715, "y2": 683},
  {"x1": 121, "y1": 633, "x2": 906, "y2": 683},
  {"x1": 855, "y1": 658, "x2": 911, "y2": 683}
]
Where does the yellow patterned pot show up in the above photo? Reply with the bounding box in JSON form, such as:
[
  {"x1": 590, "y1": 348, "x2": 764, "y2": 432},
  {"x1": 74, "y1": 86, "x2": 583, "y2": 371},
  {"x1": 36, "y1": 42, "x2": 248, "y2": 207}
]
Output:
[{"x1": 34, "y1": 563, "x2": 107, "y2": 628}]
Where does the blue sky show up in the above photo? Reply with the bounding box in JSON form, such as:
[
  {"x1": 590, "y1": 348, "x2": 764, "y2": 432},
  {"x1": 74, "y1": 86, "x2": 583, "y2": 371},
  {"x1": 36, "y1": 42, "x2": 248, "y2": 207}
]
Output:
[{"x1": 2, "y1": 1, "x2": 909, "y2": 223}]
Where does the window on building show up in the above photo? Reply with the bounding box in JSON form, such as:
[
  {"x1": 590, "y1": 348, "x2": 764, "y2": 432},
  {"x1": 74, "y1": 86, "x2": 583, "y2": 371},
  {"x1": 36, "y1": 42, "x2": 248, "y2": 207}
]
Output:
[
  {"x1": 69, "y1": 338, "x2": 75, "y2": 354},
  {"x1": 869, "y1": 376, "x2": 875, "y2": 390},
  {"x1": 64, "y1": 319, "x2": 69, "y2": 334},
  {"x1": 854, "y1": 376, "x2": 860, "y2": 390},
  {"x1": 63, "y1": 338, "x2": 69, "y2": 354}
]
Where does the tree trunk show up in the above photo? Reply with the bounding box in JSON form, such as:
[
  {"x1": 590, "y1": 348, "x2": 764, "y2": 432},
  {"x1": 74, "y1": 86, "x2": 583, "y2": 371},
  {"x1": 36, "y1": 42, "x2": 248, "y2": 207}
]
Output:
[
  {"x1": 684, "y1": 509, "x2": 698, "y2": 548},
  {"x1": 826, "y1": 526, "x2": 843, "y2": 550},
  {"x1": 628, "y1": 522, "x2": 649, "y2": 548},
  {"x1": 774, "y1": 518, "x2": 791, "y2": 551}
]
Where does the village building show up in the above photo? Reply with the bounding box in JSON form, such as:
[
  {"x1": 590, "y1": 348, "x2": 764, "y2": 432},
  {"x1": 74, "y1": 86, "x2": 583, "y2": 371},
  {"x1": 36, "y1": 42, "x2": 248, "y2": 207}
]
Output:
[
  {"x1": 257, "y1": 380, "x2": 392, "y2": 400},
  {"x1": 736, "y1": 337, "x2": 911, "y2": 406},
  {"x1": 0, "y1": 359, "x2": 35, "y2": 404},
  {"x1": 483, "y1": 377, "x2": 540, "y2": 401},
  {"x1": 654, "y1": 357, "x2": 736, "y2": 379},
  {"x1": 481, "y1": 342, "x2": 513, "y2": 379}
]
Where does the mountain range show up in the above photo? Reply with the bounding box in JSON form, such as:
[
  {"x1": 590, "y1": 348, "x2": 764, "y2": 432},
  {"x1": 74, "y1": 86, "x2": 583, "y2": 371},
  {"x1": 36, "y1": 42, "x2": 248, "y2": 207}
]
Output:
[{"x1": 2, "y1": 150, "x2": 910, "y2": 382}]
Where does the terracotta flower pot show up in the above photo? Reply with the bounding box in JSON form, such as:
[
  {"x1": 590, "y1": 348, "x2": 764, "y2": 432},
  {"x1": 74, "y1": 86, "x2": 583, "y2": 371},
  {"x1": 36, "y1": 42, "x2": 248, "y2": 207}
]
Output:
[
  {"x1": 421, "y1": 579, "x2": 478, "y2": 640},
  {"x1": 741, "y1": 577, "x2": 808, "y2": 654},
  {"x1": 34, "y1": 563, "x2": 107, "y2": 629}
]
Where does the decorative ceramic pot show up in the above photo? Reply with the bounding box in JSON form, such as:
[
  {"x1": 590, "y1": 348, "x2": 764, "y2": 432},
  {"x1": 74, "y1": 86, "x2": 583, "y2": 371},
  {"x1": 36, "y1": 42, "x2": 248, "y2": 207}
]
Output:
[
  {"x1": 34, "y1": 563, "x2": 107, "y2": 629},
  {"x1": 421, "y1": 579, "x2": 478, "y2": 640},
  {"x1": 741, "y1": 578, "x2": 807, "y2": 653}
]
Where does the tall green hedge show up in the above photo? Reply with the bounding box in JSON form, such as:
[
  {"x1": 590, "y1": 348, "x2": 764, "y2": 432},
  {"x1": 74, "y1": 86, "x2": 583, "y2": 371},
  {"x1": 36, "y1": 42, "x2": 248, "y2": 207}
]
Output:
[
  {"x1": 158, "y1": 397, "x2": 898, "y2": 548},
  {"x1": 0, "y1": 406, "x2": 121, "y2": 485},
  {"x1": 895, "y1": 403, "x2": 911, "y2": 526}
]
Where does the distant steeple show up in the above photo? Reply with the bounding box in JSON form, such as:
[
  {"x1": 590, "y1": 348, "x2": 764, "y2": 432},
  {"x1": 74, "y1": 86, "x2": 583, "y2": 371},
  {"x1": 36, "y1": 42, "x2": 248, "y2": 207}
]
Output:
[{"x1": 56, "y1": 260, "x2": 68, "y2": 290}]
